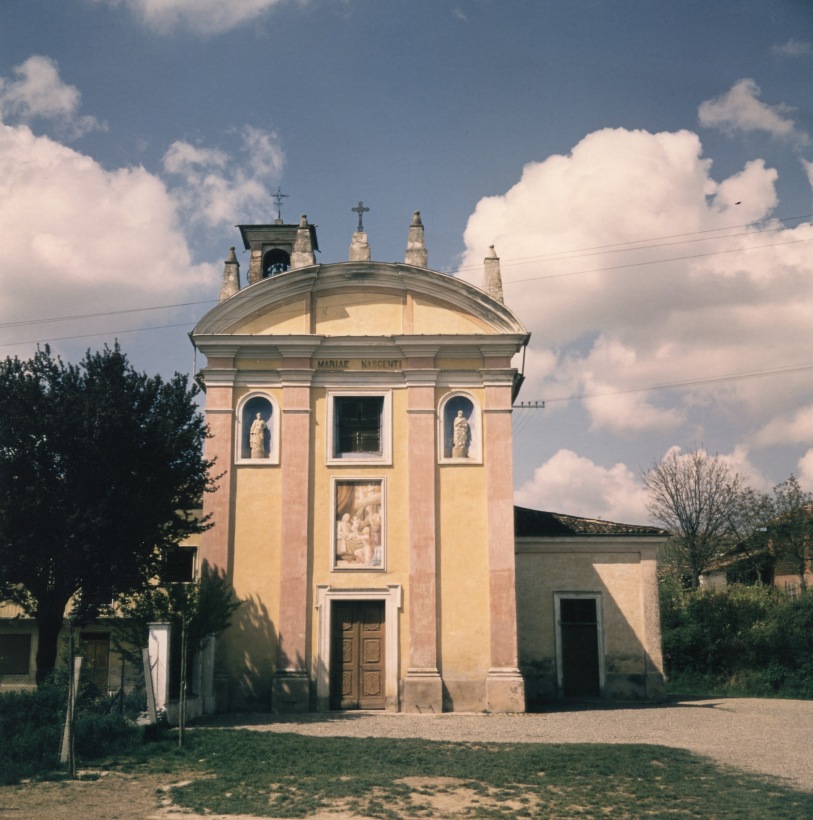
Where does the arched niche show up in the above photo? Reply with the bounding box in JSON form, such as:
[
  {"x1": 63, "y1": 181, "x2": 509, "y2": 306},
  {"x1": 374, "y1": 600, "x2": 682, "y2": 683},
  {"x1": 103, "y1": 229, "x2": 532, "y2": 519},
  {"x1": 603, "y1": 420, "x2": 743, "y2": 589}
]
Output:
[
  {"x1": 438, "y1": 392, "x2": 481, "y2": 464},
  {"x1": 262, "y1": 248, "x2": 290, "y2": 277},
  {"x1": 236, "y1": 393, "x2": 280, "y2": 464}
]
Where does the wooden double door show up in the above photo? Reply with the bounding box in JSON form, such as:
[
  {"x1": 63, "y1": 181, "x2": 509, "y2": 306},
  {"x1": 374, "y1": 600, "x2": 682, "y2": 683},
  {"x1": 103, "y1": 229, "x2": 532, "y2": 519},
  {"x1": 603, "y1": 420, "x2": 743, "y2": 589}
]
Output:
[{"x1": 330, "y1": 600, "x2": 385, "y2": 710}]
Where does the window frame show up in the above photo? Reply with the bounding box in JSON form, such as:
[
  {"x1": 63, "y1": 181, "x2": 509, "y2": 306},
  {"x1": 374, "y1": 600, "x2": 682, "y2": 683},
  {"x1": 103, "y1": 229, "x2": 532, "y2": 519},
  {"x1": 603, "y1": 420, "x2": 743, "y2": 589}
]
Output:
[
  {"x1": 553, "y1": 591, "x2": 605, "y2": 695},
  {"x1": 326, "y1": 390, "x2": 392, "y2": 465}
]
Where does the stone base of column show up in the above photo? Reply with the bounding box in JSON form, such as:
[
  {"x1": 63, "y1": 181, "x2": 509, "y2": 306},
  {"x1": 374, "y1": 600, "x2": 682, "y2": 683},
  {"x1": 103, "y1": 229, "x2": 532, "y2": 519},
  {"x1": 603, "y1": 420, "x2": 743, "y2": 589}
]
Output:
[
  {"x1": 272, "y1": 670, "x2": 310, "y2": 713},
  {"x1": 486, "y1": 668, "x2": 526, "y2": 713},
  {"x1": 402, "y1": 668, "x2": 443, "y2": 713}
]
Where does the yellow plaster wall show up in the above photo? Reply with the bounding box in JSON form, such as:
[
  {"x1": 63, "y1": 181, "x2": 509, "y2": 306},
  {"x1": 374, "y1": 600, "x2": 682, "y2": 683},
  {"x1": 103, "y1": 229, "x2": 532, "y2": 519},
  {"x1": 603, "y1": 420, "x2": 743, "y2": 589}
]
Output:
[
  {"x1": 233, "y1": 297, "x2": 308, "y2": 334},
  {"x1": 313, "y1": 292, "x2": 403, "y2": 336},
  {"x1": 516, "y1": 550, "x2": 645, "y2": 662},
  {"x1": 227, "y1": 461, "x2": 283, "y2": 701},
  {"x1": 437, "y1": 463, "x2": 490, "y2": 677},
  {"x1": 413, "y1": 296, "x2": 493, "y2": 335}
]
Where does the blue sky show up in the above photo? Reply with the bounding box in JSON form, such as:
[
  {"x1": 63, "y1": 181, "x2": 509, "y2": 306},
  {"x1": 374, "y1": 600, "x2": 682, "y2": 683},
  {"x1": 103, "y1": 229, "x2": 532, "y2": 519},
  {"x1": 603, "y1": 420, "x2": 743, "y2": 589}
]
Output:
[{"x1": 2, "y1": 0, "x2": 813, "y2": 523}]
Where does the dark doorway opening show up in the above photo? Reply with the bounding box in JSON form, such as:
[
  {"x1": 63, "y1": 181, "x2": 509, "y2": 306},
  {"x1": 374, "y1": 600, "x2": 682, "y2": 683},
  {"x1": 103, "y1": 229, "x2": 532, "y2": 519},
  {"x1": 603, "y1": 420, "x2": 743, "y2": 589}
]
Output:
[
  {"x1": 560, "y1": 597, "x2": 600, "y2": 697},
  {"x1": 330, "y1": 600, "x2": 385, "y2": 709}
]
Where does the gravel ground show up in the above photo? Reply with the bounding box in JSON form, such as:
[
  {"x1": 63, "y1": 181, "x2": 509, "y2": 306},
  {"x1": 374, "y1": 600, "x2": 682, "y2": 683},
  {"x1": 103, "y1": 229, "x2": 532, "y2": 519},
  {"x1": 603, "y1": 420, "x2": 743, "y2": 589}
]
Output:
[{"x1": 207, "y1": 698, "x2": 813, "y2": 793}]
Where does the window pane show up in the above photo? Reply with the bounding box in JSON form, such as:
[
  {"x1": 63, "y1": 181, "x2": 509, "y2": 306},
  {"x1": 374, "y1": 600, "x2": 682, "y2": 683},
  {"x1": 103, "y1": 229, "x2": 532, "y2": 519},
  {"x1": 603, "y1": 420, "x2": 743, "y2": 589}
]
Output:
[
  {"x1": 335, "y1": 396, "x2": 383, "y2": 454},
  {"x1": 163, "y1": 547, "x2": 197, "y2": 583},
  {"x1": 0, "y1": 634, "x2": 31, "y2": 675}
]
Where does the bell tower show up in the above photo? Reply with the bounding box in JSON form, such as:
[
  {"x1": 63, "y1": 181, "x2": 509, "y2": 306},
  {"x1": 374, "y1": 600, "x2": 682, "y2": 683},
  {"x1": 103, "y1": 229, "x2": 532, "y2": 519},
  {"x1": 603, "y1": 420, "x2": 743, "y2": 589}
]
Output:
[{"x1": 237, "y1": 191, "x2": 319, "y2": 285}]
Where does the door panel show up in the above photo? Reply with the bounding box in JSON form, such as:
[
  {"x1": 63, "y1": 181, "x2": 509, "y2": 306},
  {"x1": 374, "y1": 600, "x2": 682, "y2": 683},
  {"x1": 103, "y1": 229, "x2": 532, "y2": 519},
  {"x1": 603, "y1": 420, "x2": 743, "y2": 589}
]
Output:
[{"x1": 330, "y1": 601, "x2": 385, "y2": 709}]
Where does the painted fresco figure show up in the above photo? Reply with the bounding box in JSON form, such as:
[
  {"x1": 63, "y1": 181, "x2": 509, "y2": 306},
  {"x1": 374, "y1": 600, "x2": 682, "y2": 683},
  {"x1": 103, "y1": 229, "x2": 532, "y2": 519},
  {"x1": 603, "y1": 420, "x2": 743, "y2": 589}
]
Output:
[
  {"x1": 452, "y1": 409, "x2": 470, "y2": 458},
  {"x1": 249, "y1": 413, "x2": 267, "y2": 458}
]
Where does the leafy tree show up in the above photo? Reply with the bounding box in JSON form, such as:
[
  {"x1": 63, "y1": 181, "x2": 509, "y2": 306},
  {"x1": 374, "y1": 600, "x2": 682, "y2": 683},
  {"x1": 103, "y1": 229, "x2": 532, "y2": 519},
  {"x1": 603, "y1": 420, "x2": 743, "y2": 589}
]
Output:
[
  {"x1": 0, "y1": 345, "x2": 215, "y2": 683},
  {"x1": 769, "y1": 475, "x2": 813, "y2": 591},
  {"x1": 642, "y1": 447, "x2": 747, "y2": 588}
]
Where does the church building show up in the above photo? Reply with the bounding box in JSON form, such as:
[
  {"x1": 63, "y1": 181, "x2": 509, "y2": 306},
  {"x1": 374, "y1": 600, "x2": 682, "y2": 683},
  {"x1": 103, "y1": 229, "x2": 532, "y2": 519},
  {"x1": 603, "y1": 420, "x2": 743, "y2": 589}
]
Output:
[{"x1": 187, "y1": 208, "x2": 667, "y2": 713}]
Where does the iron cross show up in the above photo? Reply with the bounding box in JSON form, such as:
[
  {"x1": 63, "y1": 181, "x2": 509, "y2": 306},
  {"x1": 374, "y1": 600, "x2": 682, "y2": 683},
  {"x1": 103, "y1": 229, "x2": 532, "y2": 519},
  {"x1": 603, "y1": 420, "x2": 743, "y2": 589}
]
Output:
[
  {"x1": 271, "y1": 186, "x2": 289, "y2": 221},
  {"x1": 352, "y1": 200, "x2": 370, "y2": 232}
]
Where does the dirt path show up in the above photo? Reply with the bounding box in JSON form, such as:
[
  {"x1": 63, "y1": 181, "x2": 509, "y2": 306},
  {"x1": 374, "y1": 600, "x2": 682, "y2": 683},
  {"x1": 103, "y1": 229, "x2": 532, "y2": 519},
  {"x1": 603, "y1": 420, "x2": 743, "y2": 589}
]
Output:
[{"x1": 1, "y1": 698, "x2": 811, "y2": 818}]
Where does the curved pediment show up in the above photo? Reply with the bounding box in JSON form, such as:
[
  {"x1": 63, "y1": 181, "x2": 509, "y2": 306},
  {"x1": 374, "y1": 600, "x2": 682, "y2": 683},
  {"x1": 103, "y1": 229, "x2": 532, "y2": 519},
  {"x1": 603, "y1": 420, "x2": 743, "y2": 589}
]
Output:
[{"x1": 192, "y1": 261, "x2": 526, "y2": 338}]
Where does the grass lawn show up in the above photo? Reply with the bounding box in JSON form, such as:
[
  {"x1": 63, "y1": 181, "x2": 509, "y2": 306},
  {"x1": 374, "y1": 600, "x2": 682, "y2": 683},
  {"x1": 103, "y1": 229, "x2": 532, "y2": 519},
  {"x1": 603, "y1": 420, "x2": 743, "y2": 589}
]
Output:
[{"x1": 120, "y1": 728, "x2": 813, "y2": 818}]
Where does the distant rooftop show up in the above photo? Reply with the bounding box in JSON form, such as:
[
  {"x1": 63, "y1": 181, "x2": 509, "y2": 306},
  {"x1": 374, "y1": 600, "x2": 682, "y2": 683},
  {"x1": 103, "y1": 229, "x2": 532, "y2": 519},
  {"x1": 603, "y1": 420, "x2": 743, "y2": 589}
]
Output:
[{"x1": 514, "y1": 506, "x2": 667, "y2": 538}]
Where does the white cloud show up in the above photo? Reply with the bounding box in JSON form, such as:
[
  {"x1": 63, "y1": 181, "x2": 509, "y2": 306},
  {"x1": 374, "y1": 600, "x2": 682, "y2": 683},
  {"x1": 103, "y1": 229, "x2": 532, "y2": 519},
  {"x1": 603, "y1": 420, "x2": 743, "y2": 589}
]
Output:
[
  {"x1": 795, "y1": 451, "x2": 813, "y2": 491},
  {"x1": 0, "y1": 55, "x2": 105, "y2": 138},
  {"x1": 457, "y1": 126, "x2": 813, "y2": 448},
  {"x1": 698, "y1": 79, "x2": 807, "y2": 143},
  {"x1": 772, "y1": 39, "x2": 813, "y2": 59},
  {"x1": 754, "y1": 404, "x2": 813, "y2": 447},
  {"x1": 515, "y1": 449, "x2": 650, "y2": 524},
  {"x1": 162, "y1": 127, "x2": 285, "y2": 227},
  {"x1": 88, "y1": 0, "x2": 295, "y2": 35},
  {"x1": 0, "y1": 121, "x2": 211, "y2": 346}
]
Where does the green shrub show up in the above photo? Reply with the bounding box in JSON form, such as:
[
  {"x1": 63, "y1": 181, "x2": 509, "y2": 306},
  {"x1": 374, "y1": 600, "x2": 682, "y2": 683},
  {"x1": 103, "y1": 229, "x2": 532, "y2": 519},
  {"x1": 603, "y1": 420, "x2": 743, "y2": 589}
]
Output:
[
  {"x1": 661, "y1": 583, "x2": 813, "y2": 697},
  {"x1": 0, "y1": 681, "x2": 144, "y2": 784}
]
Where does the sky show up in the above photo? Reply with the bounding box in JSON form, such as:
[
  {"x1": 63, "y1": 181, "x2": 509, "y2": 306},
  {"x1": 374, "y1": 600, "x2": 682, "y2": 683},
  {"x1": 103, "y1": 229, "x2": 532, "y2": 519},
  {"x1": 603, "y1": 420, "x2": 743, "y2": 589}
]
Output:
[{"x1": 1, "y1": 0, "x2": 813, "y2": 525}]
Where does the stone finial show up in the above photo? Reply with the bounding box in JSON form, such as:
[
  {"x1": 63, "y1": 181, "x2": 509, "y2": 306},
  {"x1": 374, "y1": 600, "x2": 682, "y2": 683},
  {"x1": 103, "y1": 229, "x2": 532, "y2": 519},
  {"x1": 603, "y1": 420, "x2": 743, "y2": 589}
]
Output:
[
  {"x1": 404, "y1": 210, "x2": 428, "y2": 267},
  {"x1": 349, "y1": 229, "x2": 372, "y2": 262},
  {"x1": 290, "y1": 214, "x2": 316, "y2": 269},
  {"x1": 483, "y1": 245, "x2": 504, "y2": 304},
  {"x1": 219, "y1": 247, "x2": 241, "y2": 302}
]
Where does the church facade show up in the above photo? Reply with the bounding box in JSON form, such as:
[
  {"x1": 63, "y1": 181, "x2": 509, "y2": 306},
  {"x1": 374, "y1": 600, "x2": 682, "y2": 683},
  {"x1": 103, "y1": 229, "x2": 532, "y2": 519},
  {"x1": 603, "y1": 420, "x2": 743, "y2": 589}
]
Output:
[{"x1": 187, "y1": 210, "x2": 666, "y2": 713}]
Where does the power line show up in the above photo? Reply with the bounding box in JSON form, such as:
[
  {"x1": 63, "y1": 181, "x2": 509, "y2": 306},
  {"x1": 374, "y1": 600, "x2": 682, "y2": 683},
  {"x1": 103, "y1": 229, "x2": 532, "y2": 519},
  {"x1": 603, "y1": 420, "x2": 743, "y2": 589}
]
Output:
[
  {"x1": 505, "y1": 235, "x2": 813, "y2": 285},
  {"x1": 539, "y1": 361, "x2": 813, "y2": 406},
  {"x1": 0, "y1": 300, "x2": 216, "y2": 331},
  {"x1": 0, "y1": 322, "x2": 196, "y2": 349},
  {"x1": 454, "y1": 212, "x2": 813, "y2": 273}
]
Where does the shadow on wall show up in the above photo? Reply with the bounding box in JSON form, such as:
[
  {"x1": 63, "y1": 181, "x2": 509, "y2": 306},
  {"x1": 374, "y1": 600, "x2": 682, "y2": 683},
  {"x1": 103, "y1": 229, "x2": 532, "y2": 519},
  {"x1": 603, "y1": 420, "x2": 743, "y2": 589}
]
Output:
[
  {"x1": 516, "y1": 549, "x2": 665, "y2": 711},
  {"x1": 222, "y1": 593, "x2": 278, "y2": 712}
]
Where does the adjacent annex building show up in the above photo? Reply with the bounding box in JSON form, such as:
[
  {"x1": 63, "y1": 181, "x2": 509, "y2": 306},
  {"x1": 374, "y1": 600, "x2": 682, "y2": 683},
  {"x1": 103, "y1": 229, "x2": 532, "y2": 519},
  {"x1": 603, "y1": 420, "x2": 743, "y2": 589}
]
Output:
[{"x1": 186, "y1": 209, "x2": 667, "y2": 713}]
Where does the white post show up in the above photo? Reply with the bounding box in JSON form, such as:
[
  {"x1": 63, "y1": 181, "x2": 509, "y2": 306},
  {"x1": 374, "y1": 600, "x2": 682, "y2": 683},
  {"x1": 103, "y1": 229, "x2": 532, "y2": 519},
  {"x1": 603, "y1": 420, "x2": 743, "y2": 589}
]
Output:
[{"x1": 148, "y1": 622, "x2": 171, "y2": 715}]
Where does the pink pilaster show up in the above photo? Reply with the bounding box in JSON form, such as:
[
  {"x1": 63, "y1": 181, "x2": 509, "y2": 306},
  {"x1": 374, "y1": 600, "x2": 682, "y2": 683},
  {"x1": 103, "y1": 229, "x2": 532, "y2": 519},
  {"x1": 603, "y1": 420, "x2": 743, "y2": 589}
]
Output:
[
  {"x1": 272, "y1": 373, "x2": 313, "y2": 712},
  {"x1": 403, "y1": 368, "x2": 442, "y2": 713},
  {"x1": 483, "y1": 382, "x2": 526, "y2": 712},
  {"x1": 200, "y1": 380, "x2": 235, "y2": 574}
]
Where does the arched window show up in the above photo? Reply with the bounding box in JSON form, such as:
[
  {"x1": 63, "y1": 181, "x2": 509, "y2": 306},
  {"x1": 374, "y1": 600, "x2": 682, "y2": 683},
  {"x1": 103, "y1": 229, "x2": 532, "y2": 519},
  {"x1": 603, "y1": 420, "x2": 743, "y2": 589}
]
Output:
[
  {"x1": 438, "y1": 393, "x2": 481, "y2": 463},
  {"x1": 236, "y1": 394, "x2": 280, "y2": 463},
  {"x1": 262, "y1": 248, "x2": 290, "y2": 278}
]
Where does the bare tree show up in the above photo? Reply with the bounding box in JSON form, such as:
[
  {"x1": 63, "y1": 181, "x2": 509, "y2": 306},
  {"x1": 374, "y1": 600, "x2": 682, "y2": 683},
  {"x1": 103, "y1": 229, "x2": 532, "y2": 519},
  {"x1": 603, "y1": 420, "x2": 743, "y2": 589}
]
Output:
[{"x1": 642, "y1": 447, "x2": 747, "y2": 588}]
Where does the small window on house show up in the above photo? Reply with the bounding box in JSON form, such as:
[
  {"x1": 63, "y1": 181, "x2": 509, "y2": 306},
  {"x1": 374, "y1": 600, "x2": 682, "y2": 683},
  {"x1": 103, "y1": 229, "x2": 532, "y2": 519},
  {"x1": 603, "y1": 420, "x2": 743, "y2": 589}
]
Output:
[
  {"x1": 163, "y1": 547, "x2": 197, "y2": 583},
  {"x1": 327, "y1": 392, "x2": 391, "y2": 464},
  {"x1": 0, "y1": 633, "x2": 32, "y2": 675},
  {"x1": 785, "y1": 581, "x2": 799, "y2": 598}
]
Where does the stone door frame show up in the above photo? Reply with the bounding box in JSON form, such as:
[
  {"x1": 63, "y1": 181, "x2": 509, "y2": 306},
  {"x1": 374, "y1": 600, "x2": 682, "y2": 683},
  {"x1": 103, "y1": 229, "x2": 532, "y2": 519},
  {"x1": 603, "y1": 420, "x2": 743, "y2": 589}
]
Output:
[
  {"x1": 553, "y1": 591, "x2": 605, "y2": 697},
  {"x1": 315, "y1": 584, "x2": 402, "y2": 712}
]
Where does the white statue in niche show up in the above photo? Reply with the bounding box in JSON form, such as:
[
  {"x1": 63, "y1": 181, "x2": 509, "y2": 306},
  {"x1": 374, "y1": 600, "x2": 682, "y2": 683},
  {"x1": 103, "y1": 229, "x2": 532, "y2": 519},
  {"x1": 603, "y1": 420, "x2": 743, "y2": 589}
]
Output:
[
  {"x1": 452, "y1": 409, "x2": 470, "y2": 458},
  {"x1": 249, "y1": 412, "x2": 267, "y2": 458}
]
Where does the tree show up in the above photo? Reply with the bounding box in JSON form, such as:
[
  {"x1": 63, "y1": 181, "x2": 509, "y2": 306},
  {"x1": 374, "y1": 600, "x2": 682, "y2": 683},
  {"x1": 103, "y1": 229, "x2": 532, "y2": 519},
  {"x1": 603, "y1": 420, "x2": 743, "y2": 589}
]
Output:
[
  {"x1": 0, "y1": 345, "x2": 215, "y2": 683},
  {"x1": 769, "y1": 475, "x2": 813, "y2": 592},
  {"x1": 642, "y1": 447, "x2": 747, "y2": 588}
]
